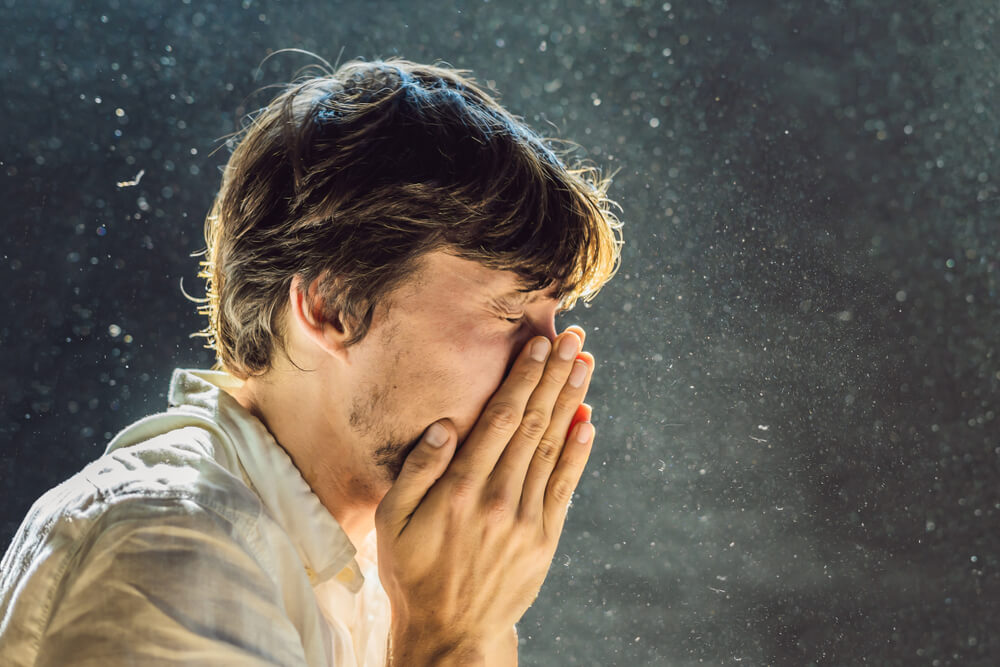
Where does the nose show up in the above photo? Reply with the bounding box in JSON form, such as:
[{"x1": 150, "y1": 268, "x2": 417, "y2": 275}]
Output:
[
  {"x1": 509, "y1": 310, "x2": 558, "y2": 363},
  {"x1": 502, "y1": 309, "x2": 559, "y2": 381},
  {"x1": 532, "y1": 311, "x2": 558, "y2": 342}
]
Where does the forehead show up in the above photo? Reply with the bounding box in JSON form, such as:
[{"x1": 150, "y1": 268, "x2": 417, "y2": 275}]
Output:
[{"x1": 401, "y1": 250, "x2": 555, "y2": 304}]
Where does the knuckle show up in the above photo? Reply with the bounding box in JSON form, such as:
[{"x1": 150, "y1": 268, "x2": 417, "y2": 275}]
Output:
[
  {"x1": 548, "y1": 476, "x2": 576, "y2": 505},
  {"x1": 519, "y1": 408, "x2": 549, "y2": 440},
  {"x1": 448, "y1": 473, "x2": 478, "y2": 503},
  {"x1": 534, "y1": 436, "x2": 562, "y2": 465},
  {"x1": 518, "y1": 362, "x2": 544, "y2": 384},
  {"x1": 483, "y1": 488, "x2": 513, "y2": 522},
  {"x1": 542, "y1": 366, "x2": 568, "y2": 388},
  {"x1": 486, "y1": 402, "x2": 520, "y2": 433},
  {"x1": 554, "y1": 392, "x2": 580, "y2": 414},
  {"x1": 402, "y1": 450, "x2": 435, "y2": 476}
]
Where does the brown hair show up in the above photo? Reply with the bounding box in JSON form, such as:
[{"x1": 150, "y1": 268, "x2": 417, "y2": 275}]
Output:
[{"x1": 195, "y1": 57, "x2": 623, "y2": 379}]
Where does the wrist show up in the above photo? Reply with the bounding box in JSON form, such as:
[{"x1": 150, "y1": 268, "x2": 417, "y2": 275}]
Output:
[{"x1": 389, "y1": 624, "x2": 486, "y2": 667}]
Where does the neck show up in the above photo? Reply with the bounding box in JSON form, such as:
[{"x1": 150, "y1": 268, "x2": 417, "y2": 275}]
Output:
[{"x1": 223, "y1": 368, "x2": 379, "y2": 549}]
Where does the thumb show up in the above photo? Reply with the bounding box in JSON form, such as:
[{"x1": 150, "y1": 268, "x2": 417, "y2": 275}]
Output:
[{"x1": 376, "y1": 420, "x2": 456, "y2": 536}]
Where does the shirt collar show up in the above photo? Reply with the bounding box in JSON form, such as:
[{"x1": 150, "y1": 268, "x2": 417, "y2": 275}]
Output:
[{"x1": 165, "y1": 368, "x2": 365, "y2": 592}]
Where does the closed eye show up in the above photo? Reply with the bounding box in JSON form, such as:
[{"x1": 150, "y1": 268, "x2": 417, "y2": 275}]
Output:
[{"x1": 502, "y1": 314, "x2": 525, "y2": 324}]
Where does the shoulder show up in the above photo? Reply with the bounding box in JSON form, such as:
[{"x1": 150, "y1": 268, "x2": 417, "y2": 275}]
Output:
[
  {"x1": 3, "y1": 425, "x2": 265, "y2": 598},
  {"x1": 7, "y1": 490, "x2": 309, "y2": 667},
  {"x1": 88, "y1": 425, "x2": 263, "y2": 521},
  {"x1": 0, "y1": 442, "x2": 283, "y2": 665}
]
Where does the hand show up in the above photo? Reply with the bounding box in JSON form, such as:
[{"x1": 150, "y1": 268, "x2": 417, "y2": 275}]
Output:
[{"x1": 376, "y1": 327, "x2": 596, "y2": 666}]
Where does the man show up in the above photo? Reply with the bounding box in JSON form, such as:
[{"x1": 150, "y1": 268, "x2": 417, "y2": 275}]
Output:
[{"x1": 0, "y1": 58, "x2": 622, "y2": 665}]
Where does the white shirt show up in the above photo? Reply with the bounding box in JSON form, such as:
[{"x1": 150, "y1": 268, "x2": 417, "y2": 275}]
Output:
[{"x1": 0, "y1": 369, "x2": 390, "y2": 666}]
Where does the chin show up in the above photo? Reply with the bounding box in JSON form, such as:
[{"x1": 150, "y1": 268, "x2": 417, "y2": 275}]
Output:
[{"x1": 373, "y1": 432, "x2": 424, "y2": 482}]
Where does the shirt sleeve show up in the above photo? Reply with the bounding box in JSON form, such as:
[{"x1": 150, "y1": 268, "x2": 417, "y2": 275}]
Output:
[{"x1": 34, "y1": 497, "x2": 315, "y2": 667}]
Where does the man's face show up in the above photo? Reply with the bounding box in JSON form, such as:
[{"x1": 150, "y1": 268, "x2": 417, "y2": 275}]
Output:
[{"x1": 336, "y1": 250, "x2": 561, "y2": 485}]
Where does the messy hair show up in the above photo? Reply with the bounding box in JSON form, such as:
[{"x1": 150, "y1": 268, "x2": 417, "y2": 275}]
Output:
[{"x1": 194, "y1": 56, "x2": 623, "y2": 379}]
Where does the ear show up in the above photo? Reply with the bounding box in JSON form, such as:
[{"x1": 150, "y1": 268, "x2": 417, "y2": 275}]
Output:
[{"x1": 288, "y1": 274, "x2": 351, "y2": 362}]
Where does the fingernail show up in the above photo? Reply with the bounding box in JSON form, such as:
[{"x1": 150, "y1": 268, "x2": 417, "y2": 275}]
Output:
[
  {"x1": 425, "y1": 423, "x2": 448, "y2": 447},
  {"x1": 531, "y1": 338, "x2": 550, "y2": 361},
  {"x1": 575, "y1": 421, "x2": 594, "y2": 443},
  {"x1": 557, "y1": 334, "x2": 580, "y2": 360},
  {"x1": 568, "y1": 359, "x2": 588, "y2": 387}
]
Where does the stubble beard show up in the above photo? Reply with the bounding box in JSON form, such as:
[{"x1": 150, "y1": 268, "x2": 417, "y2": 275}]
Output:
[
  {"x1": 373, "y1": 433, "x2": 423, "y2": 481},
  {"x1": 349, "y1": 381, "x2": 420, "y2": 482}
]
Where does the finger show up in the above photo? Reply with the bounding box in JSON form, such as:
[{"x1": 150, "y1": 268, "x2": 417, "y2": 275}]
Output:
[
  {"x1": 489, "y1": 330, "x2": 583, "y2": 491},
  {"x1": 566, "y1": 403, "x2": 593, "y2": 441},
  {"x1": 542, "y1": 420, "x2": 595, "y2": 538},
  {"x1": 519, "y1": 355, "x2": 594, "y2": 511},
  {"x1": 565, "y1": 324, "x2": 586, "y2": 347},
  {"x1": 563, "y1": 352, "x2": 594, "y2": 440},
  {"x1": 445, "y1": 336, "x2": 551, "y2": 481},
  {"x1": 375, "y1": 420, "x2": 457, "y2": 537}
]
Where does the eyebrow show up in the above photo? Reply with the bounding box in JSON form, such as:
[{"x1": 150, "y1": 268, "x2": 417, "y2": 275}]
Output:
[
  {"x1": 493, "y1": 286, "x2": 563, "y2": 315},
  {"x1": 499, "y1": 289, "x2": 556, "y2": 305}
]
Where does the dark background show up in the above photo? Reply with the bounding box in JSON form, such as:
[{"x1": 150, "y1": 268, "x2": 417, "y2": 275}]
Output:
[{"x1": 2, "y1": 1, "x2": 998, "y2": 665}]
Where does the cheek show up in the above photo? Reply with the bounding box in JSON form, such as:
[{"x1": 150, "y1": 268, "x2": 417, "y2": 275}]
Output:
[
  {"x1": 451, "y1": 331, "x2": 516, "y2": 405},
  {"x1": 417, "y1": 326, "x2": 513, "y2": 418}
]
